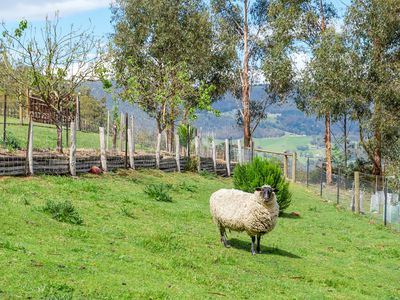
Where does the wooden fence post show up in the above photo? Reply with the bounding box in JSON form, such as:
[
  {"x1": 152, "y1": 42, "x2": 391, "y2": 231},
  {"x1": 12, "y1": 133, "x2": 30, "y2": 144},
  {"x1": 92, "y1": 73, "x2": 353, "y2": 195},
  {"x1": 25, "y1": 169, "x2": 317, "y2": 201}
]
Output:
[
  {"x1": 27, "y1": 115, "x2": 34, "y2": 175},
  {"x1": 99, "y1": 127, "x2": 107, "y2": 172},
  {"x1": 354, "y1": 171, "x2": 360, "y2": 214},
  {"x1": 212, "y1": 140, "x2": 217, "y2": 173},
  {"x1": 124, "y1": 113, "x2": 128, "y2": 169},
  {"x1": 119, "y1": 112, "x2": 124, "y2": 152},
  {"x1": 156, "y1": 132, "x2": 161, "y2": 169},
  {"x1": 69, "y1": 121, "x2": 76, "y2": 176},
  {"x1": 283, "y1": 154, "x2": 288, "y2": 179},
  {"x1": 3, "y1": 94, "x2": 6, "y2": 146},
  {"x1": 128, "y1": 128, "x2": 135, "y2": 169},
  {"x1": 237, "y1": 139, "x2": 242, "y2": 164},
  {"x1": 106, "y1": 110, "x2": 110, "y2": 151},
  {"x1": 175, "y1": 133, "x2": 181, "y2": 172},
  {"x1": 292, "y1": 152, "x2": 297, "y2": 182},
  {"x1": 195, "y1": 135, "x2": 201, "y2": 172},
  {"x1": 225, "y1": 139, "x2": 231, "y2": 177}
]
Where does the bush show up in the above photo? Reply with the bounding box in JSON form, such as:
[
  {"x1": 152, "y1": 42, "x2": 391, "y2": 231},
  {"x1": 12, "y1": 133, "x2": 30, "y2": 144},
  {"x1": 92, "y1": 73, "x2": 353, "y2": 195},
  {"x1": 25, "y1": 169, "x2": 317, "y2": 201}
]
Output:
[
  {"x1": 184, "y1": 158, "x2": 198, "y2": 172},
  {"x1": 144, "y1": 183, "x2": 173, "y2": 202},
  {"x1": 233, "y1": 157, "x2": 292, "y2": 212},
  {"x1": 43, "y1": 200, "x2": 83, "y2": 225},
  {"x1": 5, "y1": 131, "x2": 22, "y2": 150}
]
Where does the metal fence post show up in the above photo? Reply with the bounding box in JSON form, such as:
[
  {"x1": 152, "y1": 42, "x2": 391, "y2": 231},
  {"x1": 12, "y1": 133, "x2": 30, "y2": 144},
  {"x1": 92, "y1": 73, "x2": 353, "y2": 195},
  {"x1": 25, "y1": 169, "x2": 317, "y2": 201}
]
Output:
[
  {"x1": 3, "y1": 94, "x2": 7, "y2": 146},
  {"x1": 320, "y1": 161, "x2": 323, "y2": 197},
  {"x1": 306, "y1": 157, "x2": 309, "y2": 187},
  {"x1": 384, "y1": 177, "x2": 388, "y2": 226},
  {"x1": 354, "y1": 171, "x2": 360, "y2": 214},
  {"x1": 337, "y1": 167, "x2": 341, "y2": 204}
]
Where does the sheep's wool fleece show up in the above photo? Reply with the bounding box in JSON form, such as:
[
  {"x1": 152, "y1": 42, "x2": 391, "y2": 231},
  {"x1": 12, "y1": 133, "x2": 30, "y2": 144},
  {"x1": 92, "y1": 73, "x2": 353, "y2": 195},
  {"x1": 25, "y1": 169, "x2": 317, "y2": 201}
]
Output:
[{"x1": 210, "y1": 189, "x2": 279, "y2": 236}]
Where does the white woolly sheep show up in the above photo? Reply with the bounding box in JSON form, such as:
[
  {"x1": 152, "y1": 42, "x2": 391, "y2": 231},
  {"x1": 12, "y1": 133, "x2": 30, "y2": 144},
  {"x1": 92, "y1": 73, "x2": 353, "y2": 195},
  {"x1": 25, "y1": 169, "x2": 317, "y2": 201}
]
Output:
[{"x1": 210, "y1": 185, "x2": 279, "y2": 255}]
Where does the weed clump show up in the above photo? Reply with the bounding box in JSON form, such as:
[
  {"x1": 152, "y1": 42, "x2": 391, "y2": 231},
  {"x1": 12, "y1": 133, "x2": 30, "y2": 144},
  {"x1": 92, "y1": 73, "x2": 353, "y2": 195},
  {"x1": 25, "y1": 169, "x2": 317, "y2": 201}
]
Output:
[
  {"x1": 144, "y1": 183, "x2": 173, "y2": 202},
  {"x1": 43, "y1": 200, "x2": 83, "y2": 225}
]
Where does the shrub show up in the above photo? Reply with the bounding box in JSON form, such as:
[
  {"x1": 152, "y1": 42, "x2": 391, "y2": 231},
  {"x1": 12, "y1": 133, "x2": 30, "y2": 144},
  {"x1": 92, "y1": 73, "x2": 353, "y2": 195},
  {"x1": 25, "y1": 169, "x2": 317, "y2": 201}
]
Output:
[
  {"x1": 233, "y1": 157, "x2": 292, "y2": 212},
  {"x1": 5, "y1": 131, "x2": 22, "y2": 150},
  {"x1": 184, "y1": 157, "x2": 198, "y2": 172},
  {"x1": 43, "y1": 200, "x2": 83, "y2": 225},
  {"x1": 144, "y1": 183, "x2": 173, "y2": 202}
]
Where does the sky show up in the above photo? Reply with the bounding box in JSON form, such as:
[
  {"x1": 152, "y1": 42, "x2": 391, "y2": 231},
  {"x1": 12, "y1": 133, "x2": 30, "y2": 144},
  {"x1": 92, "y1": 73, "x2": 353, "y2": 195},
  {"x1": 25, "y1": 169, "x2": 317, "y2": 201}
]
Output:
[{"x1": 0, "y1": 0, "x2": 351, "y2": 39}]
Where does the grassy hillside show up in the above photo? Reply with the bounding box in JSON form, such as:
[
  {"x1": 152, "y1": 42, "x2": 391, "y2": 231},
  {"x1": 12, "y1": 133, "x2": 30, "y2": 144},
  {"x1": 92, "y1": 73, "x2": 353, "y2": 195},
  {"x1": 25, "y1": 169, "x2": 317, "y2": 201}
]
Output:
[{"x1": 0, "y1": 171, "x2": 399, "y2": 299}]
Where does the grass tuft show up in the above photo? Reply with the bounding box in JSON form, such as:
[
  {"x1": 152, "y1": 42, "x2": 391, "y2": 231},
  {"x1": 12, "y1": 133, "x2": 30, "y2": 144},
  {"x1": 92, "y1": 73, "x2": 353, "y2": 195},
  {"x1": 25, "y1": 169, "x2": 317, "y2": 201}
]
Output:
[
  {"x1": 144, "y1": 183, "x2": 173, "y2": 202},
  {"x1": 42, "y1": 200, "x2": 83, "y2": 225}
]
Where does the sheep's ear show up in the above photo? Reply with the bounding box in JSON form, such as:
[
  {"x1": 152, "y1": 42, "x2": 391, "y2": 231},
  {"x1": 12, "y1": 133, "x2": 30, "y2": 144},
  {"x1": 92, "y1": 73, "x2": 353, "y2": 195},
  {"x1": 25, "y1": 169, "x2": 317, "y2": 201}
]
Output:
[
  {"x1": 255, "y1": 187, "x2": 262, "y2": 191},
  {"x1": 273, "y1": 188, "x2": 279, "y2": 193}
]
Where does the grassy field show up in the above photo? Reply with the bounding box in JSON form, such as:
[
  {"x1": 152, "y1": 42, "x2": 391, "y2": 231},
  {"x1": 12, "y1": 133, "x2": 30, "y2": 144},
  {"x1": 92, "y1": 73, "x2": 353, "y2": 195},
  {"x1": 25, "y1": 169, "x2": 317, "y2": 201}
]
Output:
[
  {"x1": 0, "y1": 117, "x2": 103, "y2": 151},
  {"x1": 0, "y1": 170, "x2": 399, "y2": 299}
]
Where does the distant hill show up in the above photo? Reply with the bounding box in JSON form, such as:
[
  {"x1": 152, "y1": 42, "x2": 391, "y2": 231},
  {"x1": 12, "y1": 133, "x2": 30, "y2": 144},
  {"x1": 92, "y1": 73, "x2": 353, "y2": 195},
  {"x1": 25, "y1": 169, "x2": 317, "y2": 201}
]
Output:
[{"x1": 86, "y1": 82, "x2": 357, "y2": 140}]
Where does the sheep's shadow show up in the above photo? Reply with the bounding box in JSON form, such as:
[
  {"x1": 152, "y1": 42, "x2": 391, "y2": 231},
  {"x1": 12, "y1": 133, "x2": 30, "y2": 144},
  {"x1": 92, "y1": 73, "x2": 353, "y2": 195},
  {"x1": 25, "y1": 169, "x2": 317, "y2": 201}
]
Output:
[{"x1": 228, "y1": 238, "x2": 301, "y2": 258}]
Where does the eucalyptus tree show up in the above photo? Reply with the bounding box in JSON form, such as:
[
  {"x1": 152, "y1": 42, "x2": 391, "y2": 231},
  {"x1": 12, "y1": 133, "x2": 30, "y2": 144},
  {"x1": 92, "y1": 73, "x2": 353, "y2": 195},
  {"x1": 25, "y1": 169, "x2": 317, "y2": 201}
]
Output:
[
  {"x1": 111, "y1": 0, "x2": 233, "y2": 152},
  {"x1": 0, "y1": 16, "x2": 103, "y2": 152},
  {"x1": 212, "y1": 0, "x2": 272, "y2": 147},
  {"x1": 345, "y1": 0, "x2": 400, "y2": 176},
  {"x1": 263, "y1": 0, "x2": 344, "y2": 184}
]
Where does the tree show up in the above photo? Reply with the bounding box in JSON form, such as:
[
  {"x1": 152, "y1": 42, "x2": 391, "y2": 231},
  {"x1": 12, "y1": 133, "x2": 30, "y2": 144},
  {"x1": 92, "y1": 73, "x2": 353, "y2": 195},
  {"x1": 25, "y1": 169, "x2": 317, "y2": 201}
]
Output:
[
  {"x1": 0, "y1": 16, "x2": 103, "y2": 152},
  {"x1": 235, "y1": 99, "x2": 269, "y2": 135},
  {"x1": 264, "y1": 0, "x2": 340, "y2": 184},
  {"x1": 345, "y1": 0, "x2": 400, "y2": 176},
  {"x1": 111, "y1": 0, "x2": 231, "y2": 158},
  {"x1": 212, "y1": 0, "x2": 270, "y2": 147}
]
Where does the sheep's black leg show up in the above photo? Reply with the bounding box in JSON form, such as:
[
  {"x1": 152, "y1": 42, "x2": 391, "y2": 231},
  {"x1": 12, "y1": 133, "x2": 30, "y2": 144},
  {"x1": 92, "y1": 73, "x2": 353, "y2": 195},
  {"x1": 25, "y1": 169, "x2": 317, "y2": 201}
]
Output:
[
  {"x1": 256, "y1": 235, "x2": 261, "y2": 254},
  {"x1": 219, "y1": 225, "x2": 230, "y2": 248},
  {"x1": 251, "y1": 236, "x2": 256, "y2": 255}
]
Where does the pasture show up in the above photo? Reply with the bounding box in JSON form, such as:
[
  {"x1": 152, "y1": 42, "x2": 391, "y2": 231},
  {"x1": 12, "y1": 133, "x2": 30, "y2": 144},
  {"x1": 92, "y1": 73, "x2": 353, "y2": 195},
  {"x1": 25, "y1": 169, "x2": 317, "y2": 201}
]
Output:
[{"x1": 0, "y1": 170, "x2": 399, "y2": 299}]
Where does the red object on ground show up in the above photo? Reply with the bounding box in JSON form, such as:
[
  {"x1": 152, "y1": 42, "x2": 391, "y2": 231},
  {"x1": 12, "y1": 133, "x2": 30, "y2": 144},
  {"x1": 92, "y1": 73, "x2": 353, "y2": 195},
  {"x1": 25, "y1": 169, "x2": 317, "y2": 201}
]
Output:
[{"x1": 89, "y1": 166, "x2": 102, "y2": 174}]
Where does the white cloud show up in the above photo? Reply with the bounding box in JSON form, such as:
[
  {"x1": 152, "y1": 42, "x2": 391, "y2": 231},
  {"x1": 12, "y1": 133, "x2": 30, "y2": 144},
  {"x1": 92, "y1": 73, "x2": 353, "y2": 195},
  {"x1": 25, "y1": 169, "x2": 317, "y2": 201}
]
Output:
[{"x1": 0, "y1": 0, "x2": 111, "y2": 21}]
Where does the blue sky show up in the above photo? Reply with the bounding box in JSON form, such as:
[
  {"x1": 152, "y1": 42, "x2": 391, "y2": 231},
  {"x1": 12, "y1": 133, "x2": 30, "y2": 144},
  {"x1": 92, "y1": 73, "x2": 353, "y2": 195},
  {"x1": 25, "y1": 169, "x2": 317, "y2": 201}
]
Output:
[{"x1": 1, "y1": 0, "x2": 350, "y2": 39}]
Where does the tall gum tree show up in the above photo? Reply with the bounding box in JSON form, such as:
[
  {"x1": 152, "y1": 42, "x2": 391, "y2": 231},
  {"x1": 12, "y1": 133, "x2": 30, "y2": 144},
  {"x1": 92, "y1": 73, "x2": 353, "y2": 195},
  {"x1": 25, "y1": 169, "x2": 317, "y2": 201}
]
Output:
[
  {"x1": 265, "y1": 0, "x2": 339, "y2": 184},
  {"x1": 212, "y1": 0, "x2": 270, "y2": 147},
  {"x1": 345, "y1": 0, "x2": 400, "y2": 176}
]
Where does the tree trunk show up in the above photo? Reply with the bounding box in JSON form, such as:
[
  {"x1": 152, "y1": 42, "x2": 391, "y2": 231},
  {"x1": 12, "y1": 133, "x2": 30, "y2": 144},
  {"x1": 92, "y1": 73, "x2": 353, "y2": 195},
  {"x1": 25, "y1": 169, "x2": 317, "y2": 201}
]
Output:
[
  {"x1": 167, "y1": 122, "x2": 174, "y2": 153},
  {"x1": 372, "y1": 121, "x2": 382, "y2": 176},
  {"x1": 325, "y1": 112, "x2": 332, "y2": 184},
  {"x1": 242, "y1": 0, "x2": 251, "y2": 147},
  {"x1": 56, "y1": 121, "x2": 63, "y2": 153}
]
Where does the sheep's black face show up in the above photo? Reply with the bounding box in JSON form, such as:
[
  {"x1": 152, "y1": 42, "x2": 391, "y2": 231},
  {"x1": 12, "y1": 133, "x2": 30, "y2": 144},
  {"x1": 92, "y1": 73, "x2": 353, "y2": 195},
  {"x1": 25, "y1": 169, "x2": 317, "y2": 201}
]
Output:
[{"x1": 256, "y1": 185, "x2": 276, "y2": 202}]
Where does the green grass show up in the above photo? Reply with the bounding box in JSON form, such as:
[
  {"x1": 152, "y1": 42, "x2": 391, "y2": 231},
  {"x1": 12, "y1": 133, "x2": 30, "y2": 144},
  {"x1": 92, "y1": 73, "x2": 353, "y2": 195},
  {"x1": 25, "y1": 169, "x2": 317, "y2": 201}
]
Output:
[
  {"x1": 0, "y1": 171, "x2": 399, "y2": 299},
  {"x1": 0, "y1": 117, "x2": 102, "y2": 150},
  {"x1": 253, "y1": 135, "x2": 324, "y2": 163},
  {"x1": 254, "y1": 135, "x2": 312, "y2": 153}
]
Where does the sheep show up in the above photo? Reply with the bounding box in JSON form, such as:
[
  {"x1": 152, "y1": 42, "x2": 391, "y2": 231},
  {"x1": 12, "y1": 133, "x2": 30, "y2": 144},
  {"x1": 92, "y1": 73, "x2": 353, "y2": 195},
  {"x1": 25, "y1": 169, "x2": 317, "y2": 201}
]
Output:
[{"x1": 210, "y1": 185, "x2": 279, "y2": 255}]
